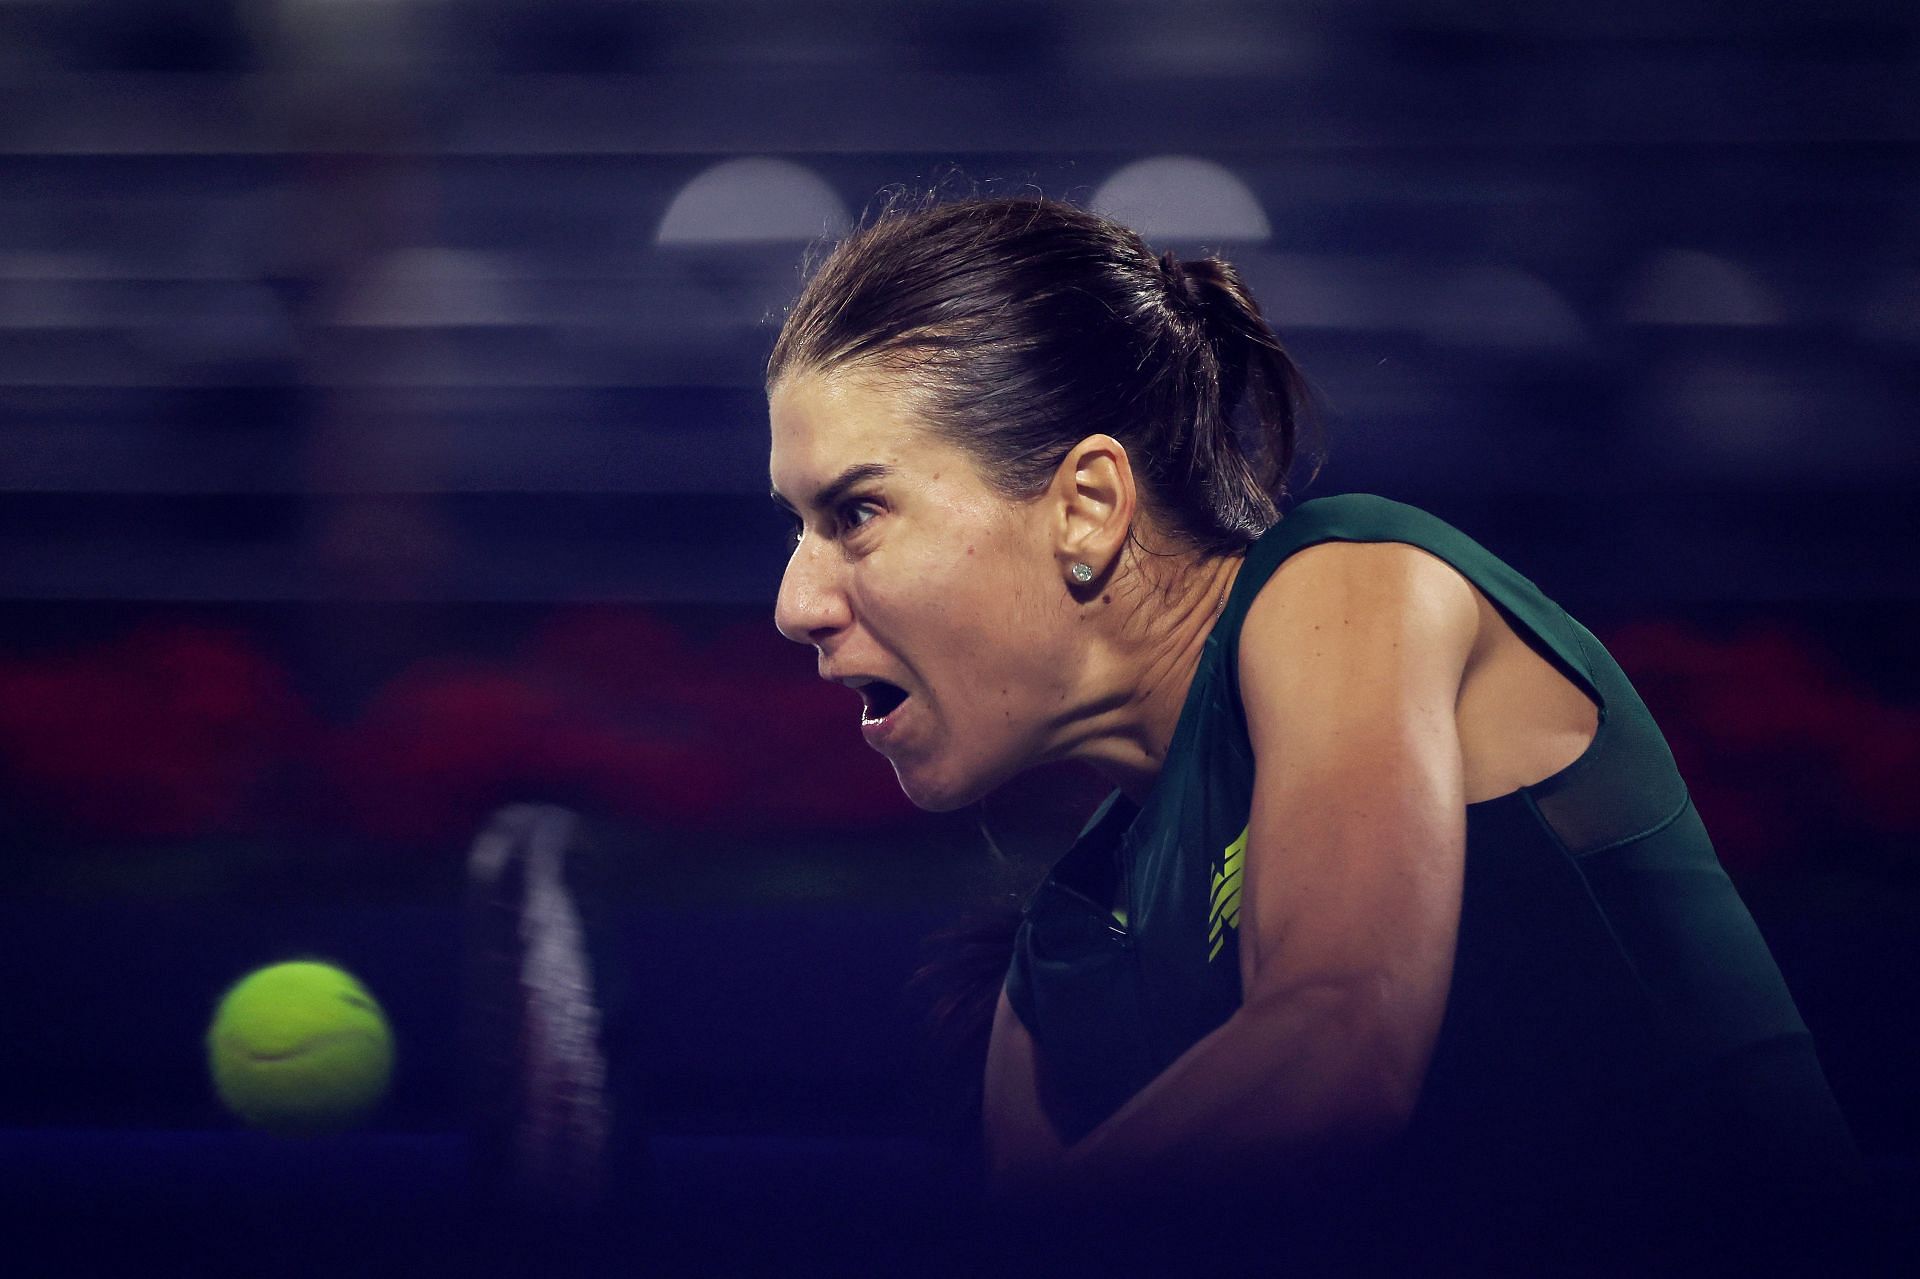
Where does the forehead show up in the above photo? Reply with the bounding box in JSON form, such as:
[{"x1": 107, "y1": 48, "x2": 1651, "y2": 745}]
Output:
[{"x1": 769, "y1": 369, "x2": 945, "y2": 495}]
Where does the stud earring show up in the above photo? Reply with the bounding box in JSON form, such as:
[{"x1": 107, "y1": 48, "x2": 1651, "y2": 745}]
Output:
[{"x1": 1069, "y1": 562, "x2": 1094, "y2": 584}]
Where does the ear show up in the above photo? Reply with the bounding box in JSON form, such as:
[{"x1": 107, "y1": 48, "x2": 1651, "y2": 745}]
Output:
[{"x1": 1048, "y1": 434, "x2": 1136, "y2": 585}]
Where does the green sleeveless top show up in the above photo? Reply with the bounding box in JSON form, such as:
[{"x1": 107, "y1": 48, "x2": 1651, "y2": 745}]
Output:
[{"x1": 1002, "y1": 493, "x2": 1861, "y2": 1253}]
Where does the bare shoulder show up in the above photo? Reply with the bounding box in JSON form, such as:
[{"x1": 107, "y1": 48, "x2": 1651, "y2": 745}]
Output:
[
  {"x1": 1237, "y1": 539, "x2": 1482, "y2": 736},
  {"x1": 1245, "y1": 538, "x2": 1480, "y2": 625}
]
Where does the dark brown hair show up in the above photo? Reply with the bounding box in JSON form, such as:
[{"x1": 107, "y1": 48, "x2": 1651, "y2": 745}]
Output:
[{"x1": 768, "y1": 193, "x2": 1318, "y2": 555}]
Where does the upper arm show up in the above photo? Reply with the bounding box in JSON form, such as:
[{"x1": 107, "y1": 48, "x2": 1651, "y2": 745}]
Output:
[
  {"x1": 982, "y1": 985, "x2": 1067, "y2": 1192},
  {"x1": 1233, "y1": 539, "x2": 1479, "y2": 1113}
]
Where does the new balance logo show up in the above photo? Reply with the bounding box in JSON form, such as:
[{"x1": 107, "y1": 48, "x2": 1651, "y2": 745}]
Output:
[{"x1": 1208, "y1": 824, "x2": 1248, "y2": 961}]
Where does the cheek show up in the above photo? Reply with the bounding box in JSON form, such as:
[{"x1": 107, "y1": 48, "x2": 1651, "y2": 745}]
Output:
[
  {"x1": 928, "y1": 555, "x2": 1066, "y2": 709},
  {"x1": 938, "y1": 535, "x2": 1044, "y2": 628},
  {"x1": 863, "y1": 505, "x2": 1065, "y2": 725}
]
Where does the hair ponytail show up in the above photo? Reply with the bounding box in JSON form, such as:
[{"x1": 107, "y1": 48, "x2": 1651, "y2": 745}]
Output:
[{"x1": 1170, "y1": 254, "x2": 1316, "y2": 550}]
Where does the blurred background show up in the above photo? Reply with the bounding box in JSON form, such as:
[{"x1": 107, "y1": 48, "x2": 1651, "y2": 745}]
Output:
[{"x1": 0, "y1": 0, "x2": 1915, "y2": 1268}]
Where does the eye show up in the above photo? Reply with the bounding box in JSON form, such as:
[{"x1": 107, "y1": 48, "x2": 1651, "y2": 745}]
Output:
[
  {"x1": 836, "y1": 498, "x2": 882, "y2": 536},
  {"x1": 783, "y1": 497, "x2": 882, "y2": 551}
]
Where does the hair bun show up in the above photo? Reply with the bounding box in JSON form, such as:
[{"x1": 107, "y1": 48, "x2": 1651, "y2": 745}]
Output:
[{"x1": 1157, "y1": 249, "x2": 1202, "y2": 312}]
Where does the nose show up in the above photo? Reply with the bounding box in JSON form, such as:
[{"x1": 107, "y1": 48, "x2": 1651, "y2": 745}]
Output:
[{"x1": 774, "y1": 537, "x2": 852, "y2": 647}]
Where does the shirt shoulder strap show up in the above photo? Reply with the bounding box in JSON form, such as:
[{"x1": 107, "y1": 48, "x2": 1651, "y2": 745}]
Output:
[{"x1": 1217, "y1": 493, "x2": 1601, "y2": 718}]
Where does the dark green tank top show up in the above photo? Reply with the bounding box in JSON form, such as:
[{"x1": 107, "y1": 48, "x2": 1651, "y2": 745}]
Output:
[{"x1": 1003, "y1": 493, "x2": 1861, "y2": 1253}]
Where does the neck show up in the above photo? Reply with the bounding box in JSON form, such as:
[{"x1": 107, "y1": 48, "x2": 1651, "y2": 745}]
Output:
[{"x1": 1055, "y1": 549, "x2": 1244, "y2": 805}]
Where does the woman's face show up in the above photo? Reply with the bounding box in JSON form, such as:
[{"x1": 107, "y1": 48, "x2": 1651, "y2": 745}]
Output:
[{"x1": 770, "y1": 369, "x2": 1075, "y2": 811}]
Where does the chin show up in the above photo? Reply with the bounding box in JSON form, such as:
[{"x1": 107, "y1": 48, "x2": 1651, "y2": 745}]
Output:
[
  {"x1": 891, "y1": 751, "x2": 1021, "y2": 813},
  {"x1": 891, "y1": 761, "x2": 994, "y2": 814}
]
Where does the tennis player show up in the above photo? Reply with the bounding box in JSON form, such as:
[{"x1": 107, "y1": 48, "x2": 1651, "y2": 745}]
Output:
[{"x1": 766, "y1": 194, "x2": 1865, "y2": 1272}]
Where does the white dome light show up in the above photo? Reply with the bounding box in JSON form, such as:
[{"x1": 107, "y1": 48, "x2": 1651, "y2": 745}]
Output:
[
  {"x1": 1090, "y1": 156, "x2": 1270, "y2": 243},
  {"x1": 656, "y1": 158, "x2": 851, "y2": 246}
]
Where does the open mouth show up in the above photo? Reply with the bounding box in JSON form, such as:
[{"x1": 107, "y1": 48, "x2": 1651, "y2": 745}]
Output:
[{"x1": 859, "y1": 680, "x2": 910, "y2": 726}]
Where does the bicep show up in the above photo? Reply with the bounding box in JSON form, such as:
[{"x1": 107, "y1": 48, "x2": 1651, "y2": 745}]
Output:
[
  {"x1": 982, "y1": 985, "x2": 1066, "y2": 1191},
  {"x1": 1234, "y1": 541, "x2": 1477, "y2": 1105}
]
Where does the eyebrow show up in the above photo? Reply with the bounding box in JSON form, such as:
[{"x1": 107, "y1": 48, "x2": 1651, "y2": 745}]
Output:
[{"x1": 770, "y1": 462, "x2": 895, "y2": 516}]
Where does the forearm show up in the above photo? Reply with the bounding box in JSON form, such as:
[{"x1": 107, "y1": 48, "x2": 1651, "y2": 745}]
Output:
[{"x1": 1052, "y1": 985, "x2": 1411, "y2": 1202}]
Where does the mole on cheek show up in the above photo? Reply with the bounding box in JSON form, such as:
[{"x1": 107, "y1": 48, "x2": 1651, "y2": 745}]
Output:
[{"x1": 1102, "y1": 594, "x2": 1111, "y2": 604}]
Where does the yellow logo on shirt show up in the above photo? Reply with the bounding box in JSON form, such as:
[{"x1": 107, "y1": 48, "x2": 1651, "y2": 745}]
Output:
[{"x1": 1208, "y1": 824, "x2": 1247, "y2": 962}]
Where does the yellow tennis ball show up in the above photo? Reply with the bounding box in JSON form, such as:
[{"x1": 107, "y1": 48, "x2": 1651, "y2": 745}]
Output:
[{"x1": 207, "y1": 960, "x2": 394, "y2": 1136}]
